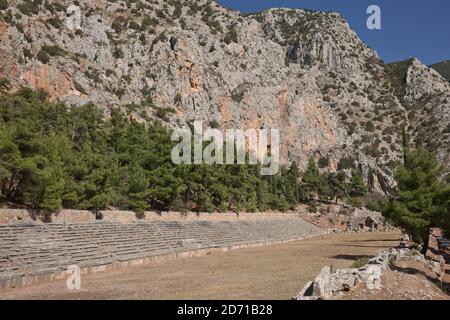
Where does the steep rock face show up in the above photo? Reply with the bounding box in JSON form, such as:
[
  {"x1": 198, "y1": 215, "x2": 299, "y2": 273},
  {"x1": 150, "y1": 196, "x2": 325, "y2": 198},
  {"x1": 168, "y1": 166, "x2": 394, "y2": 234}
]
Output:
[
  {"x1": 0, "y1": 0, "x2": 448, "y2": 193},
  {"x1": 401, "y1": 59, "x2": 450, "y2": 164}
]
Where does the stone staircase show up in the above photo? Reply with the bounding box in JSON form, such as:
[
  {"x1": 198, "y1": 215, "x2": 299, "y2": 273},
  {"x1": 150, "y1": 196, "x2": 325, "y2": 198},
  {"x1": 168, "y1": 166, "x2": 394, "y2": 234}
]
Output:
[{"x1": 0, "y1": 218, "x2": 322, "y2": 289}]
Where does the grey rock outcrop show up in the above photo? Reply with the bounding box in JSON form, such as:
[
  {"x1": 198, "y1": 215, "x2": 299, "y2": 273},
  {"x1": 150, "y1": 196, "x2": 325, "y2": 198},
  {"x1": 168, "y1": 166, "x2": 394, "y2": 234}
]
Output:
[
  {"x1": 294, "y1": 266, "x2": 332, "y2": 300},
  {"x1": 402, "y1": 59, "x2": 450, "y2": 165},
  {"x1": 65, "y1": 5, "x2": 82, "y2": 31}
]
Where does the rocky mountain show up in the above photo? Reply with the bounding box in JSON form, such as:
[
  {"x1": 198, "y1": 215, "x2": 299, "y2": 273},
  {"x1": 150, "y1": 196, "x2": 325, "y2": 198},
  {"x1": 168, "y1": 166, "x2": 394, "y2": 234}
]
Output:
[
  {"x1": 390, "y1": 59, "x2": 450, "y2": 165},
  {"x1": 431, "y1": 60, "x2": 450, "y2": 83},
  {"x1": 0, "y1": 0, "x2": 449, "y2": 194}
]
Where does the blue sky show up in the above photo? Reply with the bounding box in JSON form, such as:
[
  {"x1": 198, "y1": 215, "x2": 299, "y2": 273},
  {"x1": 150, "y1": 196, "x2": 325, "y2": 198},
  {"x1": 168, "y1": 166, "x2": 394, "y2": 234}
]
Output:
[{"x1": 217, "y1": 0, "x2": 449, "y2": 65}]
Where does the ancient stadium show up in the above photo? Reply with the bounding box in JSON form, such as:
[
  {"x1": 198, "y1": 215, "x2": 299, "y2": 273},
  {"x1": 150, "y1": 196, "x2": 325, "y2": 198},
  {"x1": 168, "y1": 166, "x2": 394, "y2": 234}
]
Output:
[{"x1": 0, "y1": 208, "x2": 448, "y2": 300}]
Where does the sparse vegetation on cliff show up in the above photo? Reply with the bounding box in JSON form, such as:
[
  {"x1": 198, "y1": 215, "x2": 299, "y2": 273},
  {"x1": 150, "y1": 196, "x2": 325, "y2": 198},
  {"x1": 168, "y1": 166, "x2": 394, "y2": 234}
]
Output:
[
  {"x1": 431, "y1": 60, "x2": 450, "y2": 83},
  {"x1": 386, "y1": 59, "x2": 413, "y2": 101},
  {"x1": 0, "y1": 0, "x2": 8, "y2": 11}
]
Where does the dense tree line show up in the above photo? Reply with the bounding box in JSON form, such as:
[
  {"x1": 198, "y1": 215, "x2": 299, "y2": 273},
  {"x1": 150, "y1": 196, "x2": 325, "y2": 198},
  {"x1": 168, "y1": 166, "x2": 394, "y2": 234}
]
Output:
[{"x1": 0, "y1": 89, "x2": 368, "y2": 214}]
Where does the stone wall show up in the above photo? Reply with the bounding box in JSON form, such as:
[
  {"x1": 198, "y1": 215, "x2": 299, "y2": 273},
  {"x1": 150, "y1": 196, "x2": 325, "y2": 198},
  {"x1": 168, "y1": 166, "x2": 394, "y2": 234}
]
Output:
[
  {"x1": 52, "y1": 210, "x2": 96, "y2": 223},
  {"x1": 0, "y1": 209, "x2": 41, "y2": 224},
  {"x1": 142, "y1": 211, "x2": 298, "y2": 221},
  {"x1": 0, "y1": 209, "x2": 300, "y2": 225},
  {"x1": 99, "y1": 211, "x2": 140, "y2": 223}
]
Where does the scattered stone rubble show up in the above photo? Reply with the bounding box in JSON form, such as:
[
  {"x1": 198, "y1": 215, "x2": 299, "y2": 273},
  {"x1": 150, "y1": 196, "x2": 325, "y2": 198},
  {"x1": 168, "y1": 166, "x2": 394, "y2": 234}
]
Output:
[{"x1": 294, "y1": 237, "x2": 444, "y2": 300}]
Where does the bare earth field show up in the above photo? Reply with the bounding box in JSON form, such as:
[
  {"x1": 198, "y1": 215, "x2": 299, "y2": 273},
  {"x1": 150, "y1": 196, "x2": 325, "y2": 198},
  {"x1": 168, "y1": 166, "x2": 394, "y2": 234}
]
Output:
[{"x1": 0, "y1": 232, "x2": 406, "y2": 300}]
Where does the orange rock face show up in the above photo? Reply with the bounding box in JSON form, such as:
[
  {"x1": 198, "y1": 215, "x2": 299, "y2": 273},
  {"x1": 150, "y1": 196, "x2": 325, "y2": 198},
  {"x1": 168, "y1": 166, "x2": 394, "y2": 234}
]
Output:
[
  {"x1": 303, "y1": 98, "x2": 337, "y2": 143},
  {"x1": 0, "y1": 19, "x2": 5, "y2": 39},
  {"x1": 0, "y1": 19, "x2": 6, "y2": 77},
  {"x1": 24, "y1": 64, "x2": 74, "y2": 99},
  {"x1": 218, "y1": 97, "x2": 232, "y2": 127}
]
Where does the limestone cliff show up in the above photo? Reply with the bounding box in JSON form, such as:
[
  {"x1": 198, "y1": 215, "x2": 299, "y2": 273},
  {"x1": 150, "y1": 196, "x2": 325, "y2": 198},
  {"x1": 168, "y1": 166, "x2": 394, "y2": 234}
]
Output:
[{"x1": 0, "y1": 0, "x2": 449, "y2": 194}]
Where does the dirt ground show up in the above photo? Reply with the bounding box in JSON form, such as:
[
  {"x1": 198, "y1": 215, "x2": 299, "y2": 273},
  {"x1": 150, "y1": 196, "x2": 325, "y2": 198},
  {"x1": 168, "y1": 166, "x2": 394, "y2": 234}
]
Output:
[{"x1": 0, "y1": 232, "x2": 404, "y2": 300}]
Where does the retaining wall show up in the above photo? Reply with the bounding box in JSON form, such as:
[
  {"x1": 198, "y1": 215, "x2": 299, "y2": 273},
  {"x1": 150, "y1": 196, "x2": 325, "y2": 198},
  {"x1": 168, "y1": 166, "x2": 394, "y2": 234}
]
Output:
[{"x1": 0, "y1": 209, "x2": 302, "y2": 225}]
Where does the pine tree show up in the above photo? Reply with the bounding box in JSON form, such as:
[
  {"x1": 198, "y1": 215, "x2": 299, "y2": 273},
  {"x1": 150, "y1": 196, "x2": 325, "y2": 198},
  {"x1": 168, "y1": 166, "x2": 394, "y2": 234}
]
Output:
[
  {"x1": 349, "y1": 168, "x2": 367, "y2": 198},
  {"x1": 383, "y1": 148, "x2": 445, "y2": 254},
  {"x1": 318, "y1": 172, "x2": 332, "y2": 201},
  {"x1": 6, "y1": 88, "x2": 438, "y2": 219},
  {"x1": 326, "y1": 172, "x2": 348, "y2": 204},
  {"x1": 302, "y1": 157, "x2": 321, "y2": 201},
  {"x1": 434, "y1": 184, "x2": 450, "y2": 237},
  {"x1": 284, "y1": 162, "x2": 301, "y2": 207},
  {"x1": 126, "y1": 167, "x2": 149, "y2": 214},
  {"x1": 256, "y1": 180, "x2": 265, "y2": 211},
  {"x1": 0, "y1": 128, "x2": 21, "y2": 199}
]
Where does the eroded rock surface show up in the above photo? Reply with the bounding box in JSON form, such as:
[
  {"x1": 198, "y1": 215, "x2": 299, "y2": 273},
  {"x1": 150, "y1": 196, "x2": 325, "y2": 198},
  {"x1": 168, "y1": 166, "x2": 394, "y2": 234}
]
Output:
[{"x1": 0, "y1": 0, "x2": 449, "y2": 190}]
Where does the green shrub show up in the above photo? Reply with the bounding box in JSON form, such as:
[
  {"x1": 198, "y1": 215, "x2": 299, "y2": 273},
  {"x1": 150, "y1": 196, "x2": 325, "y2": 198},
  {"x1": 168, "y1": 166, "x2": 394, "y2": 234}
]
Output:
[
  {"x1": 351, "y1": 256, "x2": 371, "y2": 269},
  {"x1": 318, "y1": 156, "x2": 330, "y2": 168},
  {"x1": 141, "y1": 16, "x2": 159, "y2": 30},
  {"x1": 37, "y1": 50, "x2": 49, "y2": 64},
  {"x1": 17, "y1": 0, "x2": 41, "y2": 15},
  {"x1": 46, "y1": 17, "x2": 61, "y2": 28},
  {"x1": 155, "y1": 9, "x2": 166, "y2": 19},
  {"x1": 337, "y1": 157, "x2": 354, "y2": 171},
  {"x1": 43, "y1": 45, "x2": 66, "y2": 56},
  {"x1": 366, "y1": 197, "x2": 388, "y2": 212},
  {"x1": 0, "y1": 77, "x2": 10, "y2": 92},
  {"x1": 84, "y1": 69, "x2": 102, "y2": 84},
  {"x1": 347, "y1": 197, "x2": 363, "y2": 209},
  {"x1": 206, "y1": 18, "x2": 223, "y2": 33},
  {"x1": 113, "y1": 47, "x2": 124, "y2": 59},
  {"x1": 173, "y1": 93, "x2": 182, "y2": 105},
  {"x1": 0, "y1": 0, "x2": 8, "y2": 10},
  {"x1": 111, "y1": 16, "x2": 128, "y2": 33},
  {"x1": 364, "y1": 144, "x2": 381, "y2": 158},
  {"x1": 224, "y1": 25, "x2": 238, "y2": 44},
  {"x1": 365, "y1": 121, "x2": 375, "y2": 132},
  {"x1": 23, "y1": 48, "x2": 33, "y2": 59},
  {"x1": 209, "y1": 120, "x2": 219, "y2": 129},
  {"x1": 122, "y1": 74, "x2": 132, "y2": 84},
  {"x1": 231, "y1": 88, "x2": 245, "y2": 103},
  {"x1": 114, "y1": 88, "x2": 125, "y2": 98},
  {"x1": 307, "y1": 203, "x2": 318, "y2": 213},
  {"x1": 154, "y1": 106, "x2": 175, "y2": 122},
  {"x1": 36, "y1": 45, "x2": 66, "y2": 63},
  {"x1": 172, "y1": 3, "x2": 182, "y2": 19},
  {"x1": 128, "y1": 21, "x2": 140, "y2": 31}
]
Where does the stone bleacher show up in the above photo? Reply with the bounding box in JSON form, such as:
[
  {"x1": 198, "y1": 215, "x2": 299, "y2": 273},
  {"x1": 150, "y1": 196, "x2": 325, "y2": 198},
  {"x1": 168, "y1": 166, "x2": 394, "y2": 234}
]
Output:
[{"x1": 0, "y1": 218, "x2": 323, "y2": 290}]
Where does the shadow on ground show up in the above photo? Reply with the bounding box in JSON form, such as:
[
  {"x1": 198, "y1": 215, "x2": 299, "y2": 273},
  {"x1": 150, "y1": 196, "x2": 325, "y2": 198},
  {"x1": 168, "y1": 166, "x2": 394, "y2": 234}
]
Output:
[
  {"x1": 390, "y1": 263, "x2": 443, "y2": 288},
  {"x1": 331, "y1": 254, "x2": 372, "y2": 261}
]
